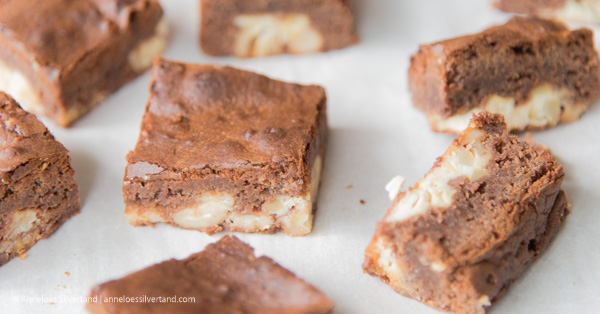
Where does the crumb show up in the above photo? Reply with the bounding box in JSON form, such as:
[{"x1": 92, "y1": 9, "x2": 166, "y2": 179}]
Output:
[
  {"x1": 346, "y1": 184, "x2": 353, "y2": 189},
  {"x1": 64, "y1": 272, "x2": 70, "y2": 277},
  {"x1": 360, "y1": 199, "x2": 366, "y2": 205},
  {"x1": 73, "y1": 253, "x2": 76, "y2": 257},
  {"x1": 50, "y1": 302, "x2": 55, "y2": 305},
  {"x1": 18, "y1": 253, "x2": 28, "y2": 260},
  {"x1": 525, "y1": 132, "x2": 533, "y2": 143},
  {"x1": 573, "y1": 282, "x2": 576, "y2": 286}
]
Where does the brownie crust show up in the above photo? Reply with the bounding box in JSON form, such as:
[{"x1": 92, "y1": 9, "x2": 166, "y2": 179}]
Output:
[
  {"x1": 0, "y1": 0, "x2": 165, "y2": 126},
  {"x1": 0, "y1": 92, "x2": 80, "y2": 266},
  {"x1": 364, "y1": 113, "x2": 568, "y2": 313},
  {"x1": 123, "y1": 59, "x2": 328, "y2": 235},
  {"x1": 200, "y1": 0, "x2": 357, "y2": 57},
  {"x1": 88, "y1": 236, "x2": 334, "y2": 314},
  {"x1": 409, "y1": 17, "x2": 600, "y2": 132}
]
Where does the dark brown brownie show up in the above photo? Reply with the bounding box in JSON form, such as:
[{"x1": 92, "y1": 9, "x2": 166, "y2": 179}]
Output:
[
  {"x1": 495, "y1": 0, "x2": 600, "y2": 24},
  {"x1": 409, "y1": 17, "x2": 600, "y2": 134},
  {"x1": 87, "y1": 236, "x2": 334, "y2": 314},
  {"x1": 123, "y1": 59, "x2": 328, "y2": 236},
  {"x1": 0, "y1": 0, "x2": 167, "y2": 126},
  {"x1": 200, "y1": 0, "x2": 357, "y2": 57},
  {"x1": 363, "y1": 113, "x2": 568, "y2": 314},
  {"x1": 0, "y1": 92, "x2": 80, "y2": 266}
]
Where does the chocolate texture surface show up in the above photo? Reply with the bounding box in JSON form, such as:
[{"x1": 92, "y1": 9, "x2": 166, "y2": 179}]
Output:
[
  {"x1": 88, "y1": 236, "x2": 334, "y2": 314},
  {"x1": 123, "y1": 59, "x2": 328, "y2": 236}
]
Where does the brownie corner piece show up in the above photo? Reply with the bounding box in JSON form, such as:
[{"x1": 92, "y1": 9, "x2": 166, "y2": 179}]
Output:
[
  {"x1": 199, "y1": 0, "x2": 357, "y2": 57},
  {"x1": 123, "y1": 58, "x2": 328, "y2": 236},
  {"x1": 363, "y1": 112, "x2": 568, "y2": 313},
  {"x1": 0, "y1": 92, "x2": 80, "y2": 266},
  {"x1": 0, "y1": 0, "x2": 167, "y2": 126},
  {"x1": 408, "y1": 16, "x2": 600, "y2": 134},
  {"x1": 88, "y1": 236, "x2": 334, "y2": 314}
]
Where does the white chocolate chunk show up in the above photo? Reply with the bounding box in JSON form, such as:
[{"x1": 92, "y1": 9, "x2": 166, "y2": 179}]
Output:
[
  {"x1": 279, "y1": 210, "x2": 312, "y2": 236},
  {"x1": 430, "y1": 84, "x2": 587, "y2": 133},
  {"x1": 262, "y1": 195, "x2": 308, "y2": 217},
  {"x1": 6, "y1": 209, "x2": 37, "y2": 239},
  {"x1": 0, "y1": 209, "x2": 38, "y2": 253},
  {"x1": 0, "y1": 59, "x2": 43, "y2": 116},
  {"x1": 127, "y1": 155, "x2": 324, "y2": 236},
  {"x1": 385, "y1": 176, "x2": 406, "y2": 200},
  {"x1": 386, "y1": 128, "x2": 491, "y2": 222},
  {"x1": 128, "y1": 19, "x2": 169, "y2": 72},
  {"x1": 172, "y1": 193, "x2": 235, "y2": 229},
  {"x1": 228, "y1": 213, "x2": 274, "y2": 232},
  {"x1": 431, "y1": 261, "x2": 447, "y2": 272},
  {"x1": 234, "y1": 13, "x2": 323, "y2": 57},
  {"x1": 544, "y1": 0, "x2": 600, "y2": 23},
  {"x1": 477, "y1": 295, "x2": 491, "y2": 307},
  {"x1": 125, "y1": 210, "x2": 164, "y2": 225},
  {"x1": 374, "y1": 237, "x2": 402, "y2": 281}
]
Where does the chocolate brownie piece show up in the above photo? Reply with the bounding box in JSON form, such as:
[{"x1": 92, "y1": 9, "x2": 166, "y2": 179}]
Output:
[
  {"x1": 363, "y1": 113, "x2": 568, "y2": 314},
  {"x1": 495, "y1": 0, "x2": 600, "y2": 24},
  {"x1": 0, "y1": 0, "x2": 167, "y2": 127},
  {"x1": 200, "y1": 0, "x2": 357, "y2": 57},
  {"x1": 123, "y1": 59, "x2": 327, "y2": 236},
  {"x1": 409, "y1": 17, "x2": 600, "y2": 134},
  {"x1": 87, "y1": 236, "x2": 334, "y2": 314},
  {"x1": 0, "y1": 92, "x2": 80, "y2": 266}
]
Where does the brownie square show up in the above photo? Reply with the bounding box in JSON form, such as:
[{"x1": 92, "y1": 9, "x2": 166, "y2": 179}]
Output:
[
  {"x1": 363, "y1": 113, "x2": 568, "y2": 313},
  {"x1": 0, "y1": 0, "x2": 167, "y2": 126},
  {"x1": 88, "y1": 236, "x2": 334, "y2": 314},
  {"x1": 0, "y1": 92, "x2": 80, "y2": 266},
  {"x1": 495, "y1": 0, "x2": 600, "y2": 24},
  {"x1": 409, "y1": 17, "x2": 600, "y2": 134},
  {"x1": 123, "y1": 59, "x2": 328, "y2": 236},
  {"x1": 200, "y1": 0, "x2": 357, "y2": 57}
]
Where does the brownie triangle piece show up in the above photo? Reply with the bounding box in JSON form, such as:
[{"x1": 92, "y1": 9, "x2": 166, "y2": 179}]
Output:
[
  {"x1": 0, "y1": 92, "x2": 80, "y2": 266},
  {"x1": 364, "y1": 112, "x2": 568, "y2": 313},
  {"x1": 88, "y1": 236, "x2": 334, "y2": 314}
]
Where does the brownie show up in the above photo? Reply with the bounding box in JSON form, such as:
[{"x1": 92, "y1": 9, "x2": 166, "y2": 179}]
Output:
[
  {"x1": 0, "y1": 92, "x2": 80, "y2": 266},
  {"x1": 200, "y1": 0, "x2": 357, "y2": 57},
  {"x1": 123, "y1": 59, "x2": 328, "y2": 236},
  {"x1": 409, "y1": 17, "x2": 600, "y2": 134},
  {"x1": 363, "y1": 113, "x2": 569, "y2": 314},
  {"x1": 495, "y1": 0, "x2": 600, "y2": 24},
  {"x1": 0, "y1": 0, "x2": 167, "y2": 126},
  {"x1": 87, "y1": 236, "x2": 334, "y2": 314}
]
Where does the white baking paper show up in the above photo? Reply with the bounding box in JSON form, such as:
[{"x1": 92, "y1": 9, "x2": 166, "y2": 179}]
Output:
[{"x1": 1, "y1": 0, "x2": 599, "y2": 313}]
